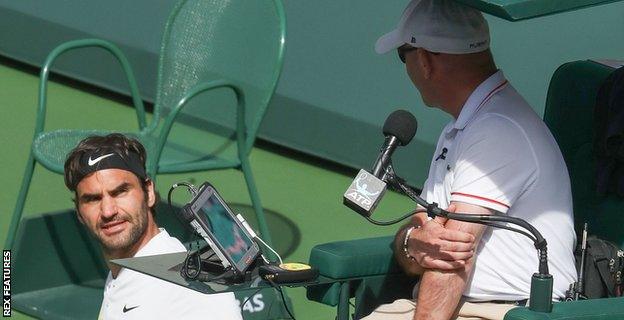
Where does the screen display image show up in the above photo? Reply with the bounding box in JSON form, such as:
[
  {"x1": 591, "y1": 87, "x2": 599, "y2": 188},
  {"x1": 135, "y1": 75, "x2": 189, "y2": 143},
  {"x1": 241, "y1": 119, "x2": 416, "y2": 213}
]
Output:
[{"x1": 199, "y1": 195, "x2": 254, "y2": 263}]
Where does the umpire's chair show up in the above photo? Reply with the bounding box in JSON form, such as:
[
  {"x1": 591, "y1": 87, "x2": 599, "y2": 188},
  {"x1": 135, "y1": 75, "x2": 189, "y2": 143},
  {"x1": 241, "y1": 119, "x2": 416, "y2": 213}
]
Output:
[{"x1": 306, "y1": 60, "x2": 624, "y2": 320}]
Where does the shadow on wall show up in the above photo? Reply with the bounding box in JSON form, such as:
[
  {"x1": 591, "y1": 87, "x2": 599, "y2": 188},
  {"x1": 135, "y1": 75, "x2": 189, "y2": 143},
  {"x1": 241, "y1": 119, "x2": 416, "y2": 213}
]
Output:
[{"x1": 260, "y1": 93, "x2": 436, "y2": 185}]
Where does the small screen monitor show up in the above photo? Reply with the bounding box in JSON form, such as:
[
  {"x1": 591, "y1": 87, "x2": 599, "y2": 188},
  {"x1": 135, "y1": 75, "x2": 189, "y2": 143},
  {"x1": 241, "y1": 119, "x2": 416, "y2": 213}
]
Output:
[{"x1": 189, "y1": 183, "x2": 260, "y2": 274}]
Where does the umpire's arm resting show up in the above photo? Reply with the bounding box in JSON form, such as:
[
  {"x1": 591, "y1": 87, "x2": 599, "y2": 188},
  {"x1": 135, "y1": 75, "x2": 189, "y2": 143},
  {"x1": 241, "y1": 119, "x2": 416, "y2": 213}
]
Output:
[
  {"x1": 394, "y1": 202, "x2": 491, "y2": 320},
  {"x1": 394, "y1": 203, "x2": 479, "y2": 276}
]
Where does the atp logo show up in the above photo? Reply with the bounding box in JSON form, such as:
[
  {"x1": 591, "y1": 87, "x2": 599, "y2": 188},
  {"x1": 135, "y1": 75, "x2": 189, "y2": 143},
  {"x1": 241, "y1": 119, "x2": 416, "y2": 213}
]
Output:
[
  {"x1": 345, "y1": 172, "x2": 380, "y2": 207},
  {"x1": 344, "y1": 169, "x2": 386, "y2": 212}
]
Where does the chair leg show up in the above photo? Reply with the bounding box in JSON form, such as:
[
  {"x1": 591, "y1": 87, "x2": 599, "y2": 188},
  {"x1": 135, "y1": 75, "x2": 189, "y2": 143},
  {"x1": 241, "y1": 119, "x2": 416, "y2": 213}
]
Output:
[
  {"x1": 240, "y1": 156, "x2": 274, "y2": 249},
  {"x1": 337, "y1": 281, "x2": 351, "y2": 320},
  {"x1": 5, "y1": 153, "x2": 36, "y2": 250}
]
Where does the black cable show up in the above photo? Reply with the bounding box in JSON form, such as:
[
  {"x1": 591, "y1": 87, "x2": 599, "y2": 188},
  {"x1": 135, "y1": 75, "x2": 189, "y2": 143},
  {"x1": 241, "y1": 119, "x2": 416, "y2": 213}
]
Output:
[
  {"x1": 446, "y1": 212, "x2": 549, "y2": 274},
  {"x1": 167, "y1": 182, "x2": 196, "y2": 218},
  {"x1": 365, "y1": 208, "x2": 426, "y2": 226},
  {"x1": 467, "y1": 220, "x2": 537, "y2": 243},
  {"x1": 240, "y1": 287, "x2": 264, "y2": 312},
  {"x1": 192, "y1": 268, "x2": 236, "y2": 283},
  {"x1": 392, "y1": 178, "x2": 434, "y2": 211},
  {"x1": 167, "y1": 182, "x2": 201, "y2": 280},
  {"x1": 180, "y1": 253, "x2": 238, "y2": 283},
  {"x1": 386, "y1": 177, "x2": 539, "y2": 242},
  {"x1": 169, "y1": 182, "x2": 204, "y2": 278},
  {"x1": 391, "y1": 177, "x2": 545, "y2": 244},
  {"x1": 167, "y1": 185, "x2": 177, "y2": 220},
  {"x1": 386, "y1": 172, "x2": 550, "y2": 275},
  {"x1": 365, "y1": 179, "x2": 537, "y2": 241},
  {"x1": 182, "y1": 252, "x2": 202, "y2": 280},
  {"x1": 204, "y1": 251, "x2": 217, "y2": 261},
  {"x1": 169, "y1": 182, "x2": 251, "y2": 282},
  {"x1": 538, "y1": 247, "x2": 549, "y2": 275},
  {"x1": 168, "y1": 183, "x2": 191, "y2": 226},
  {"x1": 267, "y1": 279, "x2": 296, "y2": 320},
  {"x1": 446, "y1": 213, "x2": 546, "y2": 246},
  {"x1": 173, "y1": 182, "x2": 197, "y2": 194},
  {"x1": 461, "y1": 215, "x2": 543, "y2": 245}
]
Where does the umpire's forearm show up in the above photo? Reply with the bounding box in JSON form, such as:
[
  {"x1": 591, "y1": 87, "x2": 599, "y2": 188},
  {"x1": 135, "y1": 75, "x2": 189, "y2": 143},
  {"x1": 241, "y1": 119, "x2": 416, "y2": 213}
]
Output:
[
  {"x1": 414, "y1": 259, "x2": 473, "y2": 320},
  {"x1": 394, "y1": 222, "x2": 424, "y2": 277}
]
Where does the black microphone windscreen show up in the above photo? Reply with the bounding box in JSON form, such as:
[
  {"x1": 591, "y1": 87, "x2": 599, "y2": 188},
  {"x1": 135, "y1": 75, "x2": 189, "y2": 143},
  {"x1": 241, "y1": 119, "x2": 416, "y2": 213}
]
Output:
[{"x1": 382, "y1": 110, "x2": 418, "y2": 146}]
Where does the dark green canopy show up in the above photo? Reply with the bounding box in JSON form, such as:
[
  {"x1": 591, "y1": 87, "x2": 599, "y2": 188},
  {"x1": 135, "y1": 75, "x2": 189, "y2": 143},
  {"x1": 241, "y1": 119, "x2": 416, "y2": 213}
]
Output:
[{"x1": 456, "y1": 0, "x2": 622, "y2": 20}]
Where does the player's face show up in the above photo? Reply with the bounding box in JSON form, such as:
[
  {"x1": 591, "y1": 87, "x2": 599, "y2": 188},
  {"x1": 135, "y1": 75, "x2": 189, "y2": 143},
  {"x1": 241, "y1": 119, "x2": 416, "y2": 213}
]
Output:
[{"x1": 75, "y1": 169, "x2": 156, "y2": 255}]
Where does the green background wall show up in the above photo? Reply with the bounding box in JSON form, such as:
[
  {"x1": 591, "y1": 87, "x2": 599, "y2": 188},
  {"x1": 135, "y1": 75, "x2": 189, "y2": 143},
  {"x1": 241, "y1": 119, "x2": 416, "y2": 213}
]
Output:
[{"x1": 0, "y1": 0, "x2": 623, "y2": 185}]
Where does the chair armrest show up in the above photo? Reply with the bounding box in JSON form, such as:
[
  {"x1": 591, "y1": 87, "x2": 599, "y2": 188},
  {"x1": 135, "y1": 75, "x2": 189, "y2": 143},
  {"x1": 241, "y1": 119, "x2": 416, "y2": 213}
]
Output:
[
  {"x1": 306, "y1": 236, "x2": 416, "y2": 317},
  {"x1": 310, "y1": 236, "x2": 402, "y2": 279},
  {"x1": 36, "y1": 39, "x2": 146, "y2": 134},
  {"x1": 505, "y1": 297, "x2": 624, "y2": 320}
]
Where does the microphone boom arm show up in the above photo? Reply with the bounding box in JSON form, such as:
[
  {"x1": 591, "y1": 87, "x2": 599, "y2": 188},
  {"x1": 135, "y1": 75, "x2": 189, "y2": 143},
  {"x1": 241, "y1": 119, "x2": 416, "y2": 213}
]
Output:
[
  {"x1": 384, "y1": 169, "x2": 549, "y2": 274},
  {"x1": 347, "y1": 109, "x2": 553, "y2": 312},
  {"x1": 380, "y1": 168, "x2": 553, "y2": 312},
  {"x1": 372, "y1": 136, "x2": 401, "y2": 178}
]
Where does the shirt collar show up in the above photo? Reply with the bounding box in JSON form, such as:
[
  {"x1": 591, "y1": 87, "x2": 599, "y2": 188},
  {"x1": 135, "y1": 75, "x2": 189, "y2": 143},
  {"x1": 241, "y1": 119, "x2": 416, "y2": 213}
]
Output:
[
  {"x1": 134, "y1": 228, "x2": 167, "y2": 257},
  {"x1": 447, "y1": 70, "x2": 507, "y2": 133},
  {"x1": 108, "y1": 228, "x2": 169, "y2": 281}
]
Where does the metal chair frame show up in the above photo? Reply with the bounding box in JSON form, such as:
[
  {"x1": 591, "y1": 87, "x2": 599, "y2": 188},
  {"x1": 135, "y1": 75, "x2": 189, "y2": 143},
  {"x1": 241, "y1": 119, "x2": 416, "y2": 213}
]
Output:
[{"x1": 5, "y1": 0, "x2": 286, "y2": 250}]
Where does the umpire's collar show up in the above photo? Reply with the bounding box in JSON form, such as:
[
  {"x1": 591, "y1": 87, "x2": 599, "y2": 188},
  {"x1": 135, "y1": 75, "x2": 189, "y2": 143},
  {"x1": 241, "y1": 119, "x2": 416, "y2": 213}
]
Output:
[{"x1": 446, "y1": 70, "x2": 508, "y2": 135}]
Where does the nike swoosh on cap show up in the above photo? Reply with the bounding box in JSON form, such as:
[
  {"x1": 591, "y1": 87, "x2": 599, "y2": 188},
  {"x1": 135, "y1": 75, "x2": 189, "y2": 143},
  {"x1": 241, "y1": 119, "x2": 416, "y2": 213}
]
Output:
[
  {"x1": 88, "y1": 153, "x2": 114, "y2": 166},
  {"x1": 123, "y1": 305, "x2": 139, "y2": 313}
]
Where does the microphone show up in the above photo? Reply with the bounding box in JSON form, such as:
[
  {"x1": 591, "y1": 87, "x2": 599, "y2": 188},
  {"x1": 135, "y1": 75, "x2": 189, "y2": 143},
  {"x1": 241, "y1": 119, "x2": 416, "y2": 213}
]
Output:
[
  {"x1": 344, "y1": 110, "x2": 417, "y2": 217},
  {"x1": 372, "y1": 110, "x2": 418, "y2": 178}
]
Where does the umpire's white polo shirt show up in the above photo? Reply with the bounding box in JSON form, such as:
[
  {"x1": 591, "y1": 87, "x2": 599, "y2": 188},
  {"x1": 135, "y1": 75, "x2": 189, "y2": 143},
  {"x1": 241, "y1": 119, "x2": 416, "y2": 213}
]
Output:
[
  {"x1": 99, "y1": 229, "x2": 242, "y2": 320},
  {"x1": 421, "y1": 71, "x2": 577, "y2": 301}
]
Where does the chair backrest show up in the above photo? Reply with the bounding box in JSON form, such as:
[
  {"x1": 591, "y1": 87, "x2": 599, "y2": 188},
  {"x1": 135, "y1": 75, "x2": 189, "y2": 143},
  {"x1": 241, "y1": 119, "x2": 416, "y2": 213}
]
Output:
[
  {"x1": 152, "y1": 0, "x2": 286, "y2": 154},
  {"x1": 544, "y1": 60, "x2": 624, "y2": 247}
]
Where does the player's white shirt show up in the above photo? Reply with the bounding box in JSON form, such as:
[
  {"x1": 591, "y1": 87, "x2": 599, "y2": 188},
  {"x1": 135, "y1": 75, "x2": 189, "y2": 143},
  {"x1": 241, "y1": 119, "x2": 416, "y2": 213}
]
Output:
[
  {"x1": 421, "y1": 70, "x2": 577, "y2": 301},
  {"x1": 98, "y1": 229, "x2": 243, "y2": 319}
]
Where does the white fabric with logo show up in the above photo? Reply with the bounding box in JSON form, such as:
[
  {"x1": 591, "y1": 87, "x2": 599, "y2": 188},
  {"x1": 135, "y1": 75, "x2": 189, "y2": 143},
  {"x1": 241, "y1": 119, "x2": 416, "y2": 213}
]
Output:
[
  {"x1": 420, "y1": 70, "x2": 577, "y2": 301},
  {"x1": 98, "y1": 229, "x2": 242, "y2": 320}
]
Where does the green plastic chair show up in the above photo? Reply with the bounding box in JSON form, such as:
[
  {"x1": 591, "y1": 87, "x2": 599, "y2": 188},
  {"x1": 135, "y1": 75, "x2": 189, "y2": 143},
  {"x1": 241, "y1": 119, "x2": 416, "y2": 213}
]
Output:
[
  {"x1": 306, "y1": 60, "x2": 624, "y2": 319},
  {"x1": 5, "y1": 0, "x2": 286, "y2": 251},
  {"x1": 504, "y1": 60, "x2": 624, "y2": 319}
]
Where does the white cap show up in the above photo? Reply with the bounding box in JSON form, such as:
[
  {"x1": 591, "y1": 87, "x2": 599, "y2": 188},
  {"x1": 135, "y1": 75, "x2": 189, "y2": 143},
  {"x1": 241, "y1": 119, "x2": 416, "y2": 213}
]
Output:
[{"x1": 375, "y1": 0, "x2": 490, "y2": 54}]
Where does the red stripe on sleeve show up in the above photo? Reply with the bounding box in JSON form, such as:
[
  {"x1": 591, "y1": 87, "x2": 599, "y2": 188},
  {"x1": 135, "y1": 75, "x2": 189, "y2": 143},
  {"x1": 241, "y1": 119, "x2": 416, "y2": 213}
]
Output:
[{"x1": 451, "y1": 192, "x2": 510, "y2": 208}]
